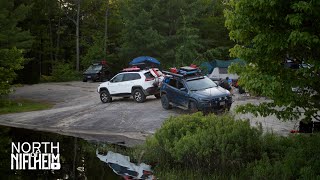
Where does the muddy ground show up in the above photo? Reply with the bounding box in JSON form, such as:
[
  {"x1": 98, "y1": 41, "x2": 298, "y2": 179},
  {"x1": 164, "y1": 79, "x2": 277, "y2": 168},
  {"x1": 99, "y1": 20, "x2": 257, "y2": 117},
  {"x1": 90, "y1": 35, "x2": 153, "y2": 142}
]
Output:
[{"x1": 0, "y1": 81, "x2": 297, "y2": 146}]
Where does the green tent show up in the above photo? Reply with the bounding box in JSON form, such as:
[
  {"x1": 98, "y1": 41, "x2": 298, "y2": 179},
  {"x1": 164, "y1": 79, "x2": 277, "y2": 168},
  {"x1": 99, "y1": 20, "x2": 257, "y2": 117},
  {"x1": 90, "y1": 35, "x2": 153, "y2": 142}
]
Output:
[
  {"x1": 212, "y1": 58, "x2": 246, "y2": 69},
  {"x1": 200, "y1": 58, "x2": 245, "y2": 74}
]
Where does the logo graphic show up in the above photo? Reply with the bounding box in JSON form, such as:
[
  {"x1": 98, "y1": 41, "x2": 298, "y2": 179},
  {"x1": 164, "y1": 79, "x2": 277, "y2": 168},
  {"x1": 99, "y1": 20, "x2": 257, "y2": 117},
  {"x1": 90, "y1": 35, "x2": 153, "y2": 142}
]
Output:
[{"x1": 11, "y1": 142, "x2": 60, "y2": 170}]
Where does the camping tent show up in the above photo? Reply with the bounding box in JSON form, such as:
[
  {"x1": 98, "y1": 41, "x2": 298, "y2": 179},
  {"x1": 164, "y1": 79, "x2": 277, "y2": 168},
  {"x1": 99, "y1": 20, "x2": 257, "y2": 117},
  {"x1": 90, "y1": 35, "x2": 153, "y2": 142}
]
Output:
[{"x1": 200, "y1": 58, "x2": 245, "y2": 79}]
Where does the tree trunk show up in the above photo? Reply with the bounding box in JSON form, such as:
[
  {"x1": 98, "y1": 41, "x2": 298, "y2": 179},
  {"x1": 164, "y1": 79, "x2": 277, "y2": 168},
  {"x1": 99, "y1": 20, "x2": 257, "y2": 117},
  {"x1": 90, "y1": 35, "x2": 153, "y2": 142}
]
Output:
[
  {"x1": 104, "y1": 0, "x2": 109, "y2": 60},
  {"x1": 55, "y1": 0, "x2": 61, "y2": 61},
  {"x1": 55, "y1": 17, "x2": 61, "y2": 61},
  {"x1": 76, "y1": 0, "x2": 80, "y2": 71}
]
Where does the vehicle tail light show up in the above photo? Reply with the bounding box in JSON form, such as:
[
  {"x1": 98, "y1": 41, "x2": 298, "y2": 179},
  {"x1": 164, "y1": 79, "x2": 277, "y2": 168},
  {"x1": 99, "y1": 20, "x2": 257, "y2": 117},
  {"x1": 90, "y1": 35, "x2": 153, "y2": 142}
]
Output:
[{"x1": 145, "y1": 78, "x2": 154, "y2": 81}]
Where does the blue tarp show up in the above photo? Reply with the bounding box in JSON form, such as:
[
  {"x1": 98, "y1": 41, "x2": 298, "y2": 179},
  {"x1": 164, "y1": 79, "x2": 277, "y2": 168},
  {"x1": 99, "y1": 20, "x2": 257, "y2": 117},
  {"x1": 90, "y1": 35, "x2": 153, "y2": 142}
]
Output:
[{"x1": 129, "y1": 56, "x2": 160, "y2": 65}]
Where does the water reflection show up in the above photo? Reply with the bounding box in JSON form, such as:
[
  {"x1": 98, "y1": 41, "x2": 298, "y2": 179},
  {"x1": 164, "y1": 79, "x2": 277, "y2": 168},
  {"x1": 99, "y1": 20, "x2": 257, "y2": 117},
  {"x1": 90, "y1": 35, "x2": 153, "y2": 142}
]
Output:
[
  {"x1": 96, "y1": 151, "x2": 155, "y2": 180},
  {"x1": 0, "y1": 126, "x2": 120, "y2": 179}
]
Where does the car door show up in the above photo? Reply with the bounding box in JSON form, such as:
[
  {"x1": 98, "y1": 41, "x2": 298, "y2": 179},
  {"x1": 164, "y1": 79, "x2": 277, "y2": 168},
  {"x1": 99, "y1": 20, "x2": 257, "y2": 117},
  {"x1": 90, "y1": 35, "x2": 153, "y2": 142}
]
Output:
[
  {"x1": 175, "y1": 80, "x2": 189, "y2": 108},
  {"x1": 164, "y1": 78, "x2": 178, "y2": 104},
  {"x1": 122, "y1": 73, "x2": 142, "y2": 93},
  {"x1": 108, "y1": 74, "x2": 126, "y2": 94}
]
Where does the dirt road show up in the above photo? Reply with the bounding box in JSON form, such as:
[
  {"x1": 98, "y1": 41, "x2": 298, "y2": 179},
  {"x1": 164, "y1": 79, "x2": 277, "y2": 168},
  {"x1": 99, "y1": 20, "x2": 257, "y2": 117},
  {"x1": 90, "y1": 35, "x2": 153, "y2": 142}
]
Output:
[{"x1": 0, "y1": 81, "x2": 297, "y2": 146}]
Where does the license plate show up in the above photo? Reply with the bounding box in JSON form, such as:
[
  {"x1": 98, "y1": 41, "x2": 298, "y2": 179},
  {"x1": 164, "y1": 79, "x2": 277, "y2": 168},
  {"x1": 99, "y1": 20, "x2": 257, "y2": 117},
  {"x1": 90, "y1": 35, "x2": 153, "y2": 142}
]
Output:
[
  {"x1": 87, "y1": 76, "x2": 91, "y2": 78},
  {"x1": 220, "y1": 101, "x2": 225, "y2": 106}
]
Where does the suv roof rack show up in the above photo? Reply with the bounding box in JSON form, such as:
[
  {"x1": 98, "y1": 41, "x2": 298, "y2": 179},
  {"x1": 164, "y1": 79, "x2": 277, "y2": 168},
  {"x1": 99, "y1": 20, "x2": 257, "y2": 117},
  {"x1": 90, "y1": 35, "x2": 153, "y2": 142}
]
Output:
[
  {"x1": 163, "y1": 70, "x2": 184, "y2": 77},
  {"x1": 122, "y1": 66, "x2": 141, "y2": 72},
  {"x1": 163, "y1": 66, "x2": 202, "y2": 78}
]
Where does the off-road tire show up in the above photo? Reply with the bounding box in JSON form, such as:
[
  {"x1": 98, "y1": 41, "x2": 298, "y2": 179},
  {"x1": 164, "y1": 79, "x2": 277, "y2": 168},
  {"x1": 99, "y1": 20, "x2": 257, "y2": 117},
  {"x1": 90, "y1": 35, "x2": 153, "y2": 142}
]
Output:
[
  {"x1": 100, "y1": 90, "x2": 112, "y2": 103},
  {"x1": 189, "y1": 101, "x2": 198, "y2": 113},
  {"x1": 161, "y1": 94, "x2": 172, "y2": 109},
  {"x1": 133, "y1": 89, "x2": 146, "y2": 103}
]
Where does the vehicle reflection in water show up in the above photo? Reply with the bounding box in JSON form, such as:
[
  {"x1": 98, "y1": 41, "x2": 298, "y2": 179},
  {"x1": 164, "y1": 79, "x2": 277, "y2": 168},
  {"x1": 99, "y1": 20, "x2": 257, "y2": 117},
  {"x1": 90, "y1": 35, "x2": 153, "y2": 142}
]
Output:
[
  {"x1": 96, "y1": 151, "x2": 155, "y2": 180},
  {"x1": 0, "y1": 126, "x2": 120, "y2": 179}
]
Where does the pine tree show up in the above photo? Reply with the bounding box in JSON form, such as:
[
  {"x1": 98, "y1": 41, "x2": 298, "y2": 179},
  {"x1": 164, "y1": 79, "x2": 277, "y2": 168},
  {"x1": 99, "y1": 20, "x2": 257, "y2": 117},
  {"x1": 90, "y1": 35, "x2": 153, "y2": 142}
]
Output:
[{"x1": 0, "y1": 0, "x2": 32, "y2": 99}]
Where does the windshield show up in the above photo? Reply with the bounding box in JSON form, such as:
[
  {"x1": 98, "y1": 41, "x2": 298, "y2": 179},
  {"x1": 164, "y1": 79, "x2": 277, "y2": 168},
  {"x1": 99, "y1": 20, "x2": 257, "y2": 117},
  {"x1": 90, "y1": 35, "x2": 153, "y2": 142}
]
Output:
[
  {"x1": 186, "y1": 77, "x2": 217, "y2": 91},
  {"x1": 87, "y1": 65, "x2": 102, "y2": 71}
]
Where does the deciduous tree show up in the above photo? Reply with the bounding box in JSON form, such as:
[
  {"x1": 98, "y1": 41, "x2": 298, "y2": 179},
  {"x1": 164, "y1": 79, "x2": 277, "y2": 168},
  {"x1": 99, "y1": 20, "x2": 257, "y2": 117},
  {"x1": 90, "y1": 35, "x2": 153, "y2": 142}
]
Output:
[{"x1": 225, "y1": 0, "x2": 320, "y2": 122}]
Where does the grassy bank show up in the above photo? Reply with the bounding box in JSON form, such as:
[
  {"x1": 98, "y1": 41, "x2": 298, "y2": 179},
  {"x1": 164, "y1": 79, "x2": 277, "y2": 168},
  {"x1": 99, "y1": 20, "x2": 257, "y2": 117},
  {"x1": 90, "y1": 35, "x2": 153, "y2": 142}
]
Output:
[{"x1": 0, "y1": 99, "x2": 53, "y2": 114}]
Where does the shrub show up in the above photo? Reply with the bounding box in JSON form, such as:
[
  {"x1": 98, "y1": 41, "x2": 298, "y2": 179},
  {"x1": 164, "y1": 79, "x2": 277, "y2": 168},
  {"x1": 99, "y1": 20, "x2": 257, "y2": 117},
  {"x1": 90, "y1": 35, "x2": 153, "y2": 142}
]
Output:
[
  {"x1": 51, "y1": 62, "x2": 80, "y2": 82},
  {"x1": 143, "y1": 113, "x2": 263, "y2": 172},
  {"x1": 245, "y1": 134, "x2": 320, "y2": 179},
  {"x1": 39, "y1": 75, "x2": 54, "y2": 83},
  {"x1": 140, "y1": 113, "x2": 320, "y2": 179}
]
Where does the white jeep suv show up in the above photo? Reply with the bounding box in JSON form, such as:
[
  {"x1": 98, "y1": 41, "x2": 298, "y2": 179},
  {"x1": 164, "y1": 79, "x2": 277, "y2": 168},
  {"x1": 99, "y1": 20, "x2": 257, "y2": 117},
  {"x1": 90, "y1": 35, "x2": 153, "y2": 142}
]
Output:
[{"x1": 97, "y1": 68, "x2": 163, "y2": 103}]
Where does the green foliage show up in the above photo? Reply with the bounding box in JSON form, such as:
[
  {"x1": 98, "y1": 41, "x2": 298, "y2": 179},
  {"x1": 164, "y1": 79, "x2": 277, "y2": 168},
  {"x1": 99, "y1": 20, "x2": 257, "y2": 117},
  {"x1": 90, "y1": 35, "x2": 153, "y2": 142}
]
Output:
[
  {"x1": 0, "y1": 48, "x2": 24, "y2": 96},
  {"x1": 244, "y1": 134, "x2": 320, "y2": 179},
  {"x1": 143, "y1": 113, "x2": 263, "y2": 172},
  {"x1": 10, "y1": 0, "x2": 234, "y2": 82},
  {"x1": 225, "y1": 0, "x2": 320, "y2": 122},
  {"x1": 196, "y1": 1, "x2": 235, "y2": 61},
  {"x1": 80, "y1": 0, "x2": 123, "y2": 69},
  {"x1": 81, "y1": 35, "x2": 105, "y2": 68},
  {"x1": 139, "y1": 113, "x2": 320, "y2": 178},
  {"x1": 51, "y1": 62, "x2": 80, "y2": 82},
  {"x1": 119, "y1": 0, "x2": 233, "y2": 67},
  {"x1": 0, "y1": 0, "x2": 32, "y2": 96},
  {"x1": 152, "y1": 167, "x2": 228, "y2": 180},
  {"x1": 175, "y1": 26, "x2": 202, "y2": 66}
]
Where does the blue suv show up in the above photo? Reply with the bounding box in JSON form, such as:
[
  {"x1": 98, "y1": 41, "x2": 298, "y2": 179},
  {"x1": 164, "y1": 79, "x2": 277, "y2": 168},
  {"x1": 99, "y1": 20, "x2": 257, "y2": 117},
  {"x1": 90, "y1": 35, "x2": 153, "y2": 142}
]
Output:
[{"x1": 160, "y1": 67, "x2": 232, "y2": 113}]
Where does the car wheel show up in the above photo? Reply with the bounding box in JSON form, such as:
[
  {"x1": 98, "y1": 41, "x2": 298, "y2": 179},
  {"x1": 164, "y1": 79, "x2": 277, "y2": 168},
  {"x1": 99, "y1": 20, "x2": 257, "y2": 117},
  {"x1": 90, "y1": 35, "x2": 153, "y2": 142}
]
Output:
[
  {"x1": 82, "y1": 78, "x2": 87, "y2": 82},
  {"x1": 161, "y1": 94, "x2": 172, "y2": 109},
  {"x1": 100, "y1": 90, "x2": 112, "y2": 103},
  {"x1": 154, "y1": 93, "x2": 161, "y2": 99},
  {"x1": 133, "y1": 89, "x2": 146, "y2": 103},
  {"x1": 189, "y1": 101, "x2": 198, "y2": 113}
]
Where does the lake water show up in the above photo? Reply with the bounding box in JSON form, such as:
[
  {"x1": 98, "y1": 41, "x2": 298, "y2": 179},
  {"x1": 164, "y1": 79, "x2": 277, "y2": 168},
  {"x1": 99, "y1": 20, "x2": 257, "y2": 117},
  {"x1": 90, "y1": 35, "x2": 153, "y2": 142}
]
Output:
[{"x1": 0, "y1": 125, "x2": 121, "y2": 179}]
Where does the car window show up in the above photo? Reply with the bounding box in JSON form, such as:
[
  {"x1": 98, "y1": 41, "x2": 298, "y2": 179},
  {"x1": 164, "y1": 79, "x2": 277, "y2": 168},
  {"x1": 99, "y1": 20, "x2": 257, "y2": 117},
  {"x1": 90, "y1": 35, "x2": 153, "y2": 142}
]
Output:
[
  {"x1": 144, "y1": 72, "x2": 154, "y2": 79},
  {"x1": 168, "y1": 78, "x2": 177, "y2": 87},
  {"x1": 177, "y1": 81, "x2": 185, "y2": 89},
  {"x1": 167, "y1": 78, "x2": 185, "y2": 89},
  {"x1": 123, "y1": 73, "x2": 141, "y2": 81},
  {"x1": 87, "y1": 65, "x2": 102, "y2": 71},
  {"x1": 111, "y1": 74, "x2": 124, "y2": 83},
  {"x1": 186, "y1": 77, "x2": 217, "y2": 91}
]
